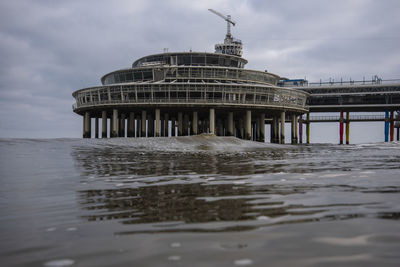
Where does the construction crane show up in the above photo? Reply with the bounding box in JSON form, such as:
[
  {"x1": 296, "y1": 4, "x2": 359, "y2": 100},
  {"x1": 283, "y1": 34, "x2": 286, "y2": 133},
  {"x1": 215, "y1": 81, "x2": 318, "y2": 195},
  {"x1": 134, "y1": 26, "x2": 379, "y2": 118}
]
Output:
[
  {"x1": 208, "y1": 8, "x2": 243, "y2": 57},
  {"x1": 208, "y1": 9, "x2": 236, "y2": 38}
]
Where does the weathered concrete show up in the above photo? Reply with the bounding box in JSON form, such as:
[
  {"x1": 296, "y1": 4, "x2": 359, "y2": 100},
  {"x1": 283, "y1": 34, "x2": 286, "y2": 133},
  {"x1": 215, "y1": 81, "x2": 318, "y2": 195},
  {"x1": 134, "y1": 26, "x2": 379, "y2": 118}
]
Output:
[
  {"x1": 209, "y1": 108, "x2": 215, "y2": 134},
  {"x1": 128, "y1": 112, "x2": 135, "y2": 137},
  {"x1": 259, "y1": 113, "x2": 265, "y2": 142},
  {"x1": 83, "y1": 112, "x2": 91, "y2": 138},
  {"x1": 280, "y1": 111, "x2": 285, "y2": 144},
  {"x1": 192, "y1": 111, "x2": 198, "y2": 135},
  {"x1": 155, "y1": 109, "x2": 161, "y2": 137},
  {"x1": 164, "y1": 113, "x2": 169, "y2": 137},
  {"x1": 178, "y1": 112, "x2": 183, "y2": 136},
  {"x1": 94, "y1": 117, "x2": 99, "y2": 138},
  {"x1": 102, "y1": 111, "x2": 107, "y2": 138},
  {"x1": 245, "y1": 110, "x2": 251, "y2": 140},
  {"x1": 111, "y1": 109, "x2": 118, "y2": 138},
  {"x1": 141, "y1": 110, "x2": 147, "y2": 137},
  {"x1": 120, "y1": 113, "x2": 125, "y2": 137}
]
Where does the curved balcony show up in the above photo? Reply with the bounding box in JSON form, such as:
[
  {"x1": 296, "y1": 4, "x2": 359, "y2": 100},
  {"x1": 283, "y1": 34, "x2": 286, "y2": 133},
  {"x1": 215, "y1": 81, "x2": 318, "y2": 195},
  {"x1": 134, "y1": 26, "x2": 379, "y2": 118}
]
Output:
[{"x1": 72, "y1": 82, "x2": 308, "y2": 115}]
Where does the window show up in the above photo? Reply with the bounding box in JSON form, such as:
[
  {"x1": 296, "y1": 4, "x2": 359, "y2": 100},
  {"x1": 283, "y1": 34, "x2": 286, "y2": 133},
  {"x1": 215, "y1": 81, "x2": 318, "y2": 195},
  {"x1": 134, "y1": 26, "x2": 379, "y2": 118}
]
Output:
[{"x1": 206, "y1": 56, "x2": 219, "y2": 66}]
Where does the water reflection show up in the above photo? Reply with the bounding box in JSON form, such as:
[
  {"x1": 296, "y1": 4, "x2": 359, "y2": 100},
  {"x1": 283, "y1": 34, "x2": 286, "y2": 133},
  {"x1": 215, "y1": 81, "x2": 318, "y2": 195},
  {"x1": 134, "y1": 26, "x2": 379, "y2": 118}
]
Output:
[{"x1": 71, "y1": 139, "x2": 400, "y2": 234}]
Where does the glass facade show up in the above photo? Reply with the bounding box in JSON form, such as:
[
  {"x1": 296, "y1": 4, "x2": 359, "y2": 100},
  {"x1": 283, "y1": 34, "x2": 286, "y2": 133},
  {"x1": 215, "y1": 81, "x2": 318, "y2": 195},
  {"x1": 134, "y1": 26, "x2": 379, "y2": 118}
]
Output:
[
  {"x1": 102, "y1": 66, "x2": 279, "y2": 86},
  {"x1": 132, "y1": 53, "x2": 247, "y2": 68}
]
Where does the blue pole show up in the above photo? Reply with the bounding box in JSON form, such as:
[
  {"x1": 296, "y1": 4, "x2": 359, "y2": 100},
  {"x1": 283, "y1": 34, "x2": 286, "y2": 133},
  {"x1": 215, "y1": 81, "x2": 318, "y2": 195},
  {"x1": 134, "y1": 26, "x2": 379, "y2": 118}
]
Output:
[{"x1": 385, "y1": 111, "x2": 389, "y2": 142}]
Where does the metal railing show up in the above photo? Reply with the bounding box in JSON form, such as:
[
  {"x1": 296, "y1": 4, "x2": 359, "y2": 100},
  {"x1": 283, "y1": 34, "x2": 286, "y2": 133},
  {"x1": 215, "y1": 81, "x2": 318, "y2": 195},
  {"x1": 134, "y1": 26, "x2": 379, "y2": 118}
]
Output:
[
  {"x1": 73, "y1": 96, "x2": 307, "y2": 110},
  {"x1": 306, "y1": 79, "x2": 400, "y2": 87},
  {"x1": 303, "y1": 114, "x2": 400, "y2": 122}
]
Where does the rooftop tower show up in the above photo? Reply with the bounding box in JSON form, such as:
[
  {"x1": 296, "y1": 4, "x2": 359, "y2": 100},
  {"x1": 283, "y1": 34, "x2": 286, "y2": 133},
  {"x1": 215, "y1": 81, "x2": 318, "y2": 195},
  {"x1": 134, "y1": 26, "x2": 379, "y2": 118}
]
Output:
[{"x1": 208, "y1": 9, "x2": 243, "y2": 57}]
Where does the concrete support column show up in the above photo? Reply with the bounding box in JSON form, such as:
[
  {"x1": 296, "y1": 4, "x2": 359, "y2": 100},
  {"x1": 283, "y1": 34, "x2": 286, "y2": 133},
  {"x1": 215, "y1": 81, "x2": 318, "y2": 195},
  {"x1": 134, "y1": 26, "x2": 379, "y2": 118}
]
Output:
[
  {"x1": 171, "y1": 117, "x2": 176, "y2": 137},
  {"x1": 291, "y1": 114, "x2": 296, "y2": 144},
  {"x1": 239, "y1": 119, "x2": 244, "y2": 139},
  {"x1": 270, "y1": 119, "x2": 275, "y2": 143},
  {"x1": 256, "y1": 117, "x2": 260, "y2": 141},
  {"x1": 148, "y1": 114, "x2": 154, "y2": 137},
  {"x1": 271, "y1": 117, "x2": 278, "y2": 143},
  {"x1": 299, "y1": 115, "x2": 303, "y2": 144},
  {"x1": 177, "y1": 112, "x2": 183, "y2": 136},
  {"x1": 120, "y1": 113, "x2": 125, "y2": 137},
  {"x1": 280, "y1": 111, "x2": 285, "y2": 144},
  {"x1": 397, "y1": 127, "x2": 399, "y2": 141},
  {"x1": 245, "y1": 110, "x2": 252, "y2": 140},
  {"x1": 294, "y1": 115, "x2": 298, "y2": 143},
  {"x1": 94, "y1": 117, "x2": 99, "y2": 138},
  {"x1": 183, "y1": 114, "x2": 189, "y2": 136},
  {"x1": 339, "y1": 111, "x2": 344, "y2": 144},
  {"x1": 259, "y1": 113, "x2": 265, "y2": 142},
  {"x1": 83, "y1": 112, "x2": 91, "y2": 138},
  {"x1": 306, "y1": 113, "x2": 310, "y2": 144},
  {"x1": 136, "y1": 116, "x2": 141, "y2": 137},
  {"x1": 155, "y1": 109, "x2": 161, "y2": 137},
  {"x1": 227, "y1": 112, "x2": 234, "y2": 136},
  {"x1": 128, "y1": 112, "x2": 135, "y2": 137},
  {"x1": 385, "y1": 111, "x2": 389, "y2": 142},
  {"x1": 111, "y1": 109, "x2": 118, "y2": 138},
  {"x1": 192, "y1": 111, "x2": 198, "y2": 135},
  {"x1": 346, "y1": 111, "x2": 350, "y2": 145},
  {"x1": 164, "y1": 113, "x2": 169, "y2": 137},
  {"x1": 209, "y1": 108, "x2": 215, "y2": 134},
  {"x1": 390, "y1": 111, "x2": 394, "y2": 142},
  {"x1": 141, "y1": 110, "x2": 147, "y2": 137},
  {"x1": 102, "y1": 111, "x2": 107, "y2": 138},
  {"x1": 217, "y1": 119, "x2": 223, "y2": 136}
]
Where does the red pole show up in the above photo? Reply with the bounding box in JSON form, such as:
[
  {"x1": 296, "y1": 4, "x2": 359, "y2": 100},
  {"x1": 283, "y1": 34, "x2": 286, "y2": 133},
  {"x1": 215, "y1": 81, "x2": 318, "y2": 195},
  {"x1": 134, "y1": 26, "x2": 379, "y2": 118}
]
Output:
[{"x1": 339, "y1": 111, "x2": 344, "y2": 144}]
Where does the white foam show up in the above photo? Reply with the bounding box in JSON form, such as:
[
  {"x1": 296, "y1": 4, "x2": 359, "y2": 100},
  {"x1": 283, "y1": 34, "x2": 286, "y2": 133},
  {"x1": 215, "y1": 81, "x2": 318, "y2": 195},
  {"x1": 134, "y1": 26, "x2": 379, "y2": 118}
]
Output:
[
  {"x1": 234, "y1": 258, "x2": 253, "y2": 265},
  {"x1": 44, "y1": 259, "x2": 74, "y2": 267},
  {"x1": 168, "y1": 255, "x2": 181, "y2": 261},
  {"x1": 170, "y1": 242, "x2": 181, "y2": 248}
]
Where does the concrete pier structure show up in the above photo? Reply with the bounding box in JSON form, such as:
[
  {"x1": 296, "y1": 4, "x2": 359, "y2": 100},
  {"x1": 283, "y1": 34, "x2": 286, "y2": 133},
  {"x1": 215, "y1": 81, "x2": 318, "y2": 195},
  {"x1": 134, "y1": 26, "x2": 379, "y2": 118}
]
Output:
[{"x1": 73, "y1": 52, "x2": 308, "y2": 141}]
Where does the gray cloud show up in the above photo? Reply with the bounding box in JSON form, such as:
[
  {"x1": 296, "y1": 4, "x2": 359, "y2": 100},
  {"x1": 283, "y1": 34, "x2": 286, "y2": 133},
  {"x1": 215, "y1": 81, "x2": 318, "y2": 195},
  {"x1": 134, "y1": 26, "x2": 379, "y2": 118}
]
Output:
[{"x1": 0, "y1": 0, "x2": 399, "y2": 138}]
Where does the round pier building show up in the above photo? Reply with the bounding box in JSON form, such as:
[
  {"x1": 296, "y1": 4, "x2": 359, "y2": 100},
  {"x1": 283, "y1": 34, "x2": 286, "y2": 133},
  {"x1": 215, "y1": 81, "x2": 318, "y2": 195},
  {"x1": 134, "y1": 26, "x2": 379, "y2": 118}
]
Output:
[{"x1": 72, "y1": 46, "x2": 308, "y2": 143}]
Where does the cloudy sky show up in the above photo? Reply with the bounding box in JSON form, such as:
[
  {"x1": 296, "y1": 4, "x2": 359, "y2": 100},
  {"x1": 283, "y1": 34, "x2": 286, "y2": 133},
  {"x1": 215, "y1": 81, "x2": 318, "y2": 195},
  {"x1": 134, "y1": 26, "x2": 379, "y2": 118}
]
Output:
[{"x1": 0, "y1": 0, "x2": 399, "y2": 141}]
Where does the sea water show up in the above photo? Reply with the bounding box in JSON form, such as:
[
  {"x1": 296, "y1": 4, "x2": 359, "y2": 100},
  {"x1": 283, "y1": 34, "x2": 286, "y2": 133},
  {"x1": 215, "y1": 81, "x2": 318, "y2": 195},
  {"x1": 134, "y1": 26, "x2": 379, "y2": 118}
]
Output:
[{"x1": 0, "y1": 136, "x2": 399, "y2": 266}]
